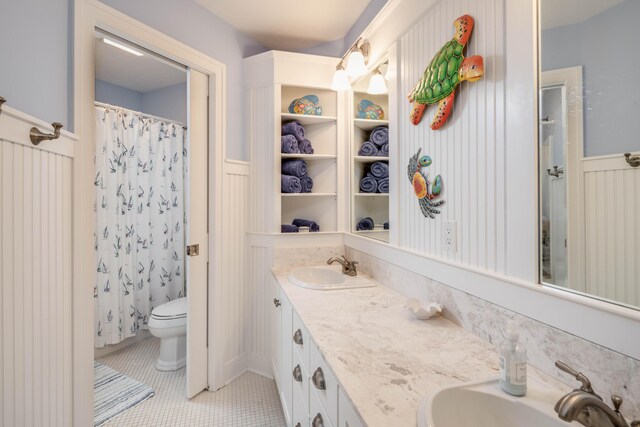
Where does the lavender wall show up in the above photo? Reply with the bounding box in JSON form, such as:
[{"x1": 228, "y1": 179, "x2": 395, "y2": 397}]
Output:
[
  {"x1": 541, "y1": 0, "x2": 640, "y2": 157},
  {"x1": 0, "y1": 0, "x2": 72, "y2": 128},
  {"x1": 142, "y1": 83, "x2": 187, "y2": 124},
  {"x1": 95, "y1": 80, "x2": 143, "y2": 112}
]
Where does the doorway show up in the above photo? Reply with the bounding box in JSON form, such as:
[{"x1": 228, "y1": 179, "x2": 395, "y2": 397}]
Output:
[{"x1": 75, "y1": 1, "x2": 226, "y2": 424}]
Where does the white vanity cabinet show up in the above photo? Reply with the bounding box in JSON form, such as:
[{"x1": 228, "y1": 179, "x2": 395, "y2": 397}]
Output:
[{"x1": 272, "y1": 279, "x2": 364, "y2": 427}]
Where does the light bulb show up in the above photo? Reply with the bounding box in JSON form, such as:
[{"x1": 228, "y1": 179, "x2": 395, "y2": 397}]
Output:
[
  {"x1": 331, "y1": 68, "x2": 350, "y2": 91},
  {"x1": 367, "y1": 71, "x2": 387, "y2": 94},
  {"x1": 345, "y1": 50, "x2": 368, "y2": 77}
]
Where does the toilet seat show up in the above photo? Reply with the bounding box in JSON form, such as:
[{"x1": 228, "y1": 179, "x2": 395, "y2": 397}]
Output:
[{"x1": 149, "y1": 297, "x2": 187, "y2": 329}]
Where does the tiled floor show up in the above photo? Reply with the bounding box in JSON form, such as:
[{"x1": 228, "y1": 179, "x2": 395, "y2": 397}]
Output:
[{"x1": 97, "y1": 337, "x2": 286, "y2": 426}]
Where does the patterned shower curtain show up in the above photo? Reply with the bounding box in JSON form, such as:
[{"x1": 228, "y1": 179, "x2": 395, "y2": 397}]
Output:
[{"x1": 94, "y1": 104, "x2": 188, "y2": 348}]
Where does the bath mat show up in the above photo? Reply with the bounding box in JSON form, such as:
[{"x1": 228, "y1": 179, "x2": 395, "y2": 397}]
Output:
[{"x1": 94, "y1": 361, "x2": 155, "y2": 426}]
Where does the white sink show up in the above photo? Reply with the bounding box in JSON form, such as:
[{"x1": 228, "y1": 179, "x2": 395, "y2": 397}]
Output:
[
  {"x1": 288, "y1": 266, "x2": 375, "y2": 290},
  {"x1": 418, "y1": 378, "x2": 575, "y2": 427}
]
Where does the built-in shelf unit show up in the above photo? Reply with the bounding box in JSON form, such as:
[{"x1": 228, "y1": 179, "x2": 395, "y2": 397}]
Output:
[
  {"x1": 245, "y1": 51, "x2": 346, "y2": 235},
  {"x1": 350, "y1": 85, "x2": 390, "y2": 242}
]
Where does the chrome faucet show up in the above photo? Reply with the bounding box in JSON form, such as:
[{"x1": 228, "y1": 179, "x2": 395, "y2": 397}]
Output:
[
  {"x1": 554, "y1": 361, "x2": 640, "y2": 427},
  {"x1": 327, "y1": 255, "x2": 358, "y2": 276}
]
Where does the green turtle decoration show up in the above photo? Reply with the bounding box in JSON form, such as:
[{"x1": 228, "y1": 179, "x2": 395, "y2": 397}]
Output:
[
  {"x1": 408, "y1": 147, "x2": 444, "y2": 219},
  {"x1": 408, "y1": 14, "x2": 484, "y2": 129}
]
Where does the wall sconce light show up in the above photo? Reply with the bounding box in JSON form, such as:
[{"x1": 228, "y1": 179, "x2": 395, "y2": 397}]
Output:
[
  {"x1": 331, "y1": 64, "x2": 350, "y2": 91},
  {"x1": 331, "y1": 38, "x2": 370, "y2": 91},
  {"x1": 366, "y1": 66, "x2": 387, "y2": 95}
]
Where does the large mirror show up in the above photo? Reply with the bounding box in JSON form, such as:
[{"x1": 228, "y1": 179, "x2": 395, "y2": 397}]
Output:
[{"x1": 538, "y1": 0, "x2": 640, "y2": 309}]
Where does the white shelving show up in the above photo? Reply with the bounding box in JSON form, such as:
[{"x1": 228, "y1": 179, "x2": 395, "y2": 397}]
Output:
[
  {"x1": 280, "y1": 86, "x2": 339, "y2": 233},
  {"x1": 351, "y1": 88, "x2": 390, "y2": 242}
]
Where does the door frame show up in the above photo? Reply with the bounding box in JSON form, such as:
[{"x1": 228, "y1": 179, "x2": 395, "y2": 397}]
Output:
[
  {"x1": 539, "y1": 66, "x2": 584, "y2": 293},
  {"x1": 73, "y1": 1, "x2": 226, "y2": 424}
]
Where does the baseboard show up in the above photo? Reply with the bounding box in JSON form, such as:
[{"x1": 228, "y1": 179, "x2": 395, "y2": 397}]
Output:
[
  {"x1": 248, "y1": 352, "x2": 273, "y2": 379},
  {"x1": 224, "y1": 353, "x2": 249, "y2": 384}
]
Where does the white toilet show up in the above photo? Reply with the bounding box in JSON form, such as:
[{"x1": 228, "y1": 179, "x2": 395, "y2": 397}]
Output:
[{"x1": 148, "y1": 297, "x2": 187, "y2": 371}]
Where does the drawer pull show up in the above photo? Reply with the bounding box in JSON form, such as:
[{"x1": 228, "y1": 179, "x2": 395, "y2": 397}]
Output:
[
  {"x1": 312, "y1": 367, "x2": 326, "y2": 390},
  {"x1": 292, "y1": 364, "x2": 303, "y2": 382},
  {"x1": 312, "y1": 413, "x2": 324, "y2": 427},
  {"x1": 273, "y1": 298, "x2": 281, "y2": 307},
  {"x1": 293, "y1": 328, "x2": 304, "y2": 345}
]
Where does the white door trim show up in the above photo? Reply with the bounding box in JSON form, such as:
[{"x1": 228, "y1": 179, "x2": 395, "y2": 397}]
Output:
[
  {"x1": 540, "y1": 66, "x2": 585, "y2": 292},
  {"x1": 73, "y1": 1, "x2": 226, "y2": 423}
]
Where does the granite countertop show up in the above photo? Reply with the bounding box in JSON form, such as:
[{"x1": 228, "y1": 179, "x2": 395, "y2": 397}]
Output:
[{"x1": 273, "y1": 266, "x2": 568, "y2": 427}]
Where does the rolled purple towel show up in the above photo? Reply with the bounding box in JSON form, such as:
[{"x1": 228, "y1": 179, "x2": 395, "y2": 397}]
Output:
[
  {"x1": 300, "y1": 176, "x2": 313, "y2": 193},
  {"x1": 282, "y1": 159, "x2": 308, "y2": 177},
  {"x1": 370, "y1": 126, "x2": 388, "y2": 146},
  {"x1": 281, "y1": 134, "x2": 299, "y2": 154},
  {"x1": 281, "y1": 224, "x2": 299, "y2": 233},
  {"x1": 378, "y1": 142, "x2": 389, "y2": 157},
  {"x1": 281, "y1": 174, "x2": 302, "y2": 193},
  {"x1": 292, "y1": 218, "x2": 320, "y2": 232},
  {"x1": 384, "y1": 222, "x2": 389, "y2": 230},
  {"x1": 299, "y1": 138, "x2": 314, "y2": 154},
  {"x1": 370, "y1": 161, "x2": 389, "y2": 179},
  {"x1": 281, "y1": 121, "x2": 305, "y2": 142},
  {"x1": 357, "y1": 217, "x2": 374, "y2": 231},
  {"x1": 358, "y1": 141, "x2": 378, "y2": 157},
  {"x1": 359, "y1": 176, "x2": 377, "y2": 193},
  {"x1": 377, "y1": 177, "x2": 389, "y2": 193}
]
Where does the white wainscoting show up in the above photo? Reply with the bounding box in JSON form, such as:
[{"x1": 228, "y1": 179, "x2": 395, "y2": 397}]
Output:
[
  {"x1": 583, "y1": 155, "x2": 640, "y2": 307},
  {"x1": 246, "y1": 85, "x2": 276, "y2": 233},
  {"x1": 221, "y1": 161, "x2": 252, "y2": 383},
  {"x1": 396, "y1": 0, "x2": 508, "y2": 274},
  {"x1": 0, "y1": 106, "x2": 76, "y2": 426}
]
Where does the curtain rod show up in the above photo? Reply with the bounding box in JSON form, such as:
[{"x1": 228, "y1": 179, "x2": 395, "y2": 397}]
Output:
[{"x1": 94, "y1": 101, "x2": 187, "y2": 129}]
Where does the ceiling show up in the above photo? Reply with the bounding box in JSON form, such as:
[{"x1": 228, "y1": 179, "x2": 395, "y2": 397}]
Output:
[
  {"x1": 95, "y1": 33, "x2": 186, "y2": 94},
  {"x1": 194, "y1": 0, "x2": 371, "y2": 51},
  {"x1": 541, "y1": 0, "x2": 625, "y2": 29}
]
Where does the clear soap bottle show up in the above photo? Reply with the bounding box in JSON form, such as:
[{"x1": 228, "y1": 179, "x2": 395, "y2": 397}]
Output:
[{"x1": 499, "y1": 320, "x2": 527, "y2": 396}]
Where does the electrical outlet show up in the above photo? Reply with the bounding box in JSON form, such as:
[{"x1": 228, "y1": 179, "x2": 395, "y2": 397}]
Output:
[{"x1": 443, "y1": 220, "x2": 457, "y2": 252}]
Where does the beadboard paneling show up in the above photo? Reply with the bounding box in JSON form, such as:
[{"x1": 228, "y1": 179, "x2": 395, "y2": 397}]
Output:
[
  {"x1": 247, "y1": 243, "x2": 272, "y2": 377},
  {"x1": 222, "y1": 164, "x2": 251, "y2": 382},
  {"x1": 584, "y1": 158, "x2": 640, "y2": 307},
  {"x1": 1, "y1": 114, "x2": 73, "y2": 427},
  {"x1": 247, "y1": 85, "x2": 276, "y2": 233},
  {"x1": 397, "y1": 0, "x2": 507, "y2": 274}
]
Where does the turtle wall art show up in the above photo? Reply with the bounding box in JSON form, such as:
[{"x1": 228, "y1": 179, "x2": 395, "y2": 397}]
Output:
[
  {"x1": 408, "y1": 147, "x2": 444, "y2": 219},
  {"x1": 407, "y1": 14, "x2": 484, "y2": 129}
]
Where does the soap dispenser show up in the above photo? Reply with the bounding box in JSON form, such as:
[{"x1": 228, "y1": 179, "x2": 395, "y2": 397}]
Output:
[{"x1": 499, "y1": 320, "x2": 527, "y2": 396}]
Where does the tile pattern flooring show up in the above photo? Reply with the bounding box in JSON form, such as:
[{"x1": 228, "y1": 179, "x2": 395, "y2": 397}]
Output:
[{"x1": 97, "y1": 337, "x2": 286, "y2": 426}]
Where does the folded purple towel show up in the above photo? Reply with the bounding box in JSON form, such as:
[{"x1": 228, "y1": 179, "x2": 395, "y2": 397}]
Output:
[
  {"x1": 281, "y1": 134, "x2": 299, "y2": 154},
  {"x1": 358, "y1": 141, "x2": 378, "y2": 156},
  {"x1": 370, "y1": 126, "x2": 388, "y2": 146},
  {"x1": 281, "y1": 224, "x2": 299, "y2": 233},
  {"x1": 299, "y1": 138, "x2": 314, "y2": 154},
  {"x1": 281, "y1": 121, "x2": 305, "y2": 142},
  {"x1": 281, "y1": 174, "x2": 302, "y2": 193},
  {"x1": 282, "y1": 159, "x2": 308, "y2": 177},
  {"x1": 300, "y1": 176, "x2": 313, "y2": 193},
  {"x1": 292, "y1": 218, "x2": 320, "y2": 232},
  {"x1": 378, "y1": 142, "x2": 389, "y2": 157},
  {"x1": 360, "y1": 176, "x2": 378, "y2": 193}
]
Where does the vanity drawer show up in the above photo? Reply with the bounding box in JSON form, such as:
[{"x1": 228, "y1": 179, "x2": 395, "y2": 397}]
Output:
[
  {"x1": 292, "y1": 341, "x2": 309, "y2": 414},
  {"x1": 310, "y1": 342, "x2": 338, "y2": 426},
  {"x1": 292, "y1": 310, "x2": 310, "y2": 372},
  {"x1": 292, "y1": 385, "x2": 310, "y2": 427},
  {"x1": 310, "y1": 386, "x2": 334, "y2": 427},
  {"x1": 338, "y1": 389, "x2": 364, "y2": 427}
]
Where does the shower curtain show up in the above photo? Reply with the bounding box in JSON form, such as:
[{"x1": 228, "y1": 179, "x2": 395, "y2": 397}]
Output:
[{"x1": 94, "y1": 104, "x2": 188, "y2": 348}]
